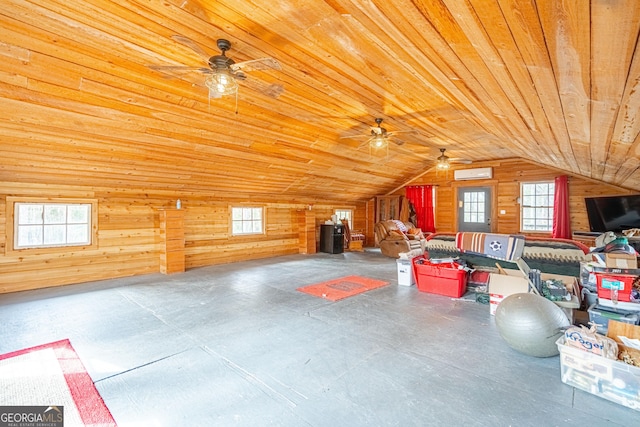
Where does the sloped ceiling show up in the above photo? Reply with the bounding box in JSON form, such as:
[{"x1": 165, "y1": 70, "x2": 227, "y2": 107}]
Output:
[{"x1": 1, "y1": 0, "x2": 639, "y2": 202}]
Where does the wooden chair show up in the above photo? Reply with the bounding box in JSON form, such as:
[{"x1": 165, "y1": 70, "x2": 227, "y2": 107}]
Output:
[{"x1": 341, "y1": 218, "x2": 365, "y2": 252}]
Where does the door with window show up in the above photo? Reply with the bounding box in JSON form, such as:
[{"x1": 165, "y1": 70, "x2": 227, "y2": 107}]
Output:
[{"x1": 457, "y1": 187, "x2": 492, "y2": 232}]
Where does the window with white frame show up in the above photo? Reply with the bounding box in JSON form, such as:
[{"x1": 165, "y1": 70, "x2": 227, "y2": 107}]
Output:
[
  {"x1": 335, "y1": 209, "x2": 353, "y2": 226},
  {"x1": 231, "y1": 207, "x2": 264, "y2": 235},
  {"x1": 14, "y1": 202, "x2": 93, "y2": 249},
  {"x1": 462, "y1": 191, "x2": 486, "y2": 224},
  {"x1": 521, "y1": 182, "x2": 555, "y2": 232}
]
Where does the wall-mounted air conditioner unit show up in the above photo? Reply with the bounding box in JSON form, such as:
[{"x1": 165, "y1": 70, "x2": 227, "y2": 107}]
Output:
[{"x1": 453, "y1": 167, "x2": 493, "y2": 181}]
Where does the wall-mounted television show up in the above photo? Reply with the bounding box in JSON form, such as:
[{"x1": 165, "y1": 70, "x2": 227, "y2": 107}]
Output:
[{"x1": 585, "y1": 194, "x2": 640, "y2": 232}]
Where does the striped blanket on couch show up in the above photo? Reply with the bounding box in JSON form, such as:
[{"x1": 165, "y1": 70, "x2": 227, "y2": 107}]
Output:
[{"x1": 455, "y1": 232, "x2": 525, "y2": 262}]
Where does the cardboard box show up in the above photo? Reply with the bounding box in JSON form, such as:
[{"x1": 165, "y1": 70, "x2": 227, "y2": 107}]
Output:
[
  {"x1": 608, "y1": 319, "x2": 640, "y2": 363},
  {"x1": 541, "y1": 272, "x2": 581, "y2": 306},
  {"x1": 605, "y1": 253, "x2": 638, "y2": 269},
  {"x1": 488, "y1": 269, "x2": 580, "y2": 316},
  {"x1": 541, "y1": 273, "x2": 580, "y2": 323},
  {"x1": 488, "y1": 269, "x2": 529, "y2": 315}
]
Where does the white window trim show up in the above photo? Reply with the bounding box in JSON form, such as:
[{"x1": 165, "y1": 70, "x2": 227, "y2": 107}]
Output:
[
  {"x1": 230, "y1": 206, "x2": 265, "y2": 236},
  {"x1": 520, "y1": 181, "x2": 555, "y2": 233},
  {"x1": 5, "y1": 196, "x2": 98, "y2": 254},
  {"x1": 334, "y1": 208, "x2": 353, "y2": 225}
]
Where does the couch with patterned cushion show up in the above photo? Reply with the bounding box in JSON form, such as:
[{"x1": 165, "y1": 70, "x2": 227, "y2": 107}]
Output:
[
  {"x1": 424, "y1": 233, "x2": 592, "y2": 276},
  {"x1": 374, "y1": 220, "x2": 427, "y2": 258}
]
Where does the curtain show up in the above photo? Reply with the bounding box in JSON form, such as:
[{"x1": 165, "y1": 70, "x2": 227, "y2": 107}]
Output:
[
  {"x1": 552, "y1": 175, "x2": 571, "y2": 239},
  {"x1": 405, "y1": 185, "x2": 435, "y2": 232}
]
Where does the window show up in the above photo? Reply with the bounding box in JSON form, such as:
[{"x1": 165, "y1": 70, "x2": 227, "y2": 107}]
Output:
[
  {"x1": 10, "y1": 199, "x2": 95, "y2": 250},
  {"x1": 231, "y1": 207, "x2": 264, "y2": 235},
  {"x1": 521, "y1": 182, "x2": 555, "y2": 232},
  {"x1": 463, "y1": 191, "x2": 485, "y2": 223},
  {"x1": 334, "y1": 209, "x2": 353, "y2": 225}
]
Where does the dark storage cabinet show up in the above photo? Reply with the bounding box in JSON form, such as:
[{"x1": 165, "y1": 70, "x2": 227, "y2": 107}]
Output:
[{"x1": 320, "y1": 224, "x2": 344, "y2": 254}]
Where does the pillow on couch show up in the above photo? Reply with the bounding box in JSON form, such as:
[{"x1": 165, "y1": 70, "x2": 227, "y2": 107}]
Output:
[
  {"x1": 388, "y1": 229, "x2": 407, "y2": 240},
  {"x1": 391, "y1": 219, "x2": 408, "y2": 233},
  {"x1": 407, "y1": 227, "x2": 425, "y2": 239}
]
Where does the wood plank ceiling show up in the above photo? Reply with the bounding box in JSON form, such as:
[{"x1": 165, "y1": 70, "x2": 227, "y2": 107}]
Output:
[{"x1": 1, "y1": 0, "x2": 640, "y2": 202}]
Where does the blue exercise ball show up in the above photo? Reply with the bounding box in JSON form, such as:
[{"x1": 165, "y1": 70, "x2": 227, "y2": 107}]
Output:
[{"x1": 495, "y1": 293, "x2": 569, "y2": 357}]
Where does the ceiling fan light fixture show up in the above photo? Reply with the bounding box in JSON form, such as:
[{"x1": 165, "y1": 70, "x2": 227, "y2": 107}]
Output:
[
  {"x1": 370, "y1": 134, "x2": 388, "y2": 149},
  {"x1": 205, "y1": 70, "x2": 238, "y2": 96},
  {"x1": 436, "y1": 148, "x2": 450, "y2": 169},
  {"x1": 437, "y1": 160, "x2": 450, "y2": 170}
]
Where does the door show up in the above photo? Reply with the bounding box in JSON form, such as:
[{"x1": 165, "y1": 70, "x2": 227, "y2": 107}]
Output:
[{"x1": 457, "y1": 187, "x2": 492, "y2": 232}]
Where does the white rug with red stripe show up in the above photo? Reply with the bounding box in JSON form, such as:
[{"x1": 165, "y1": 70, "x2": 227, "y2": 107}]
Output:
[{"x1": 0, "y1": 339, "x2": 116, "y2": 427}]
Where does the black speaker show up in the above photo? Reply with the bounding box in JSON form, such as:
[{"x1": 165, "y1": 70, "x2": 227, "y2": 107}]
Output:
[{"x1": 320, "y1": 224, "x2": 344, "y2": 254}]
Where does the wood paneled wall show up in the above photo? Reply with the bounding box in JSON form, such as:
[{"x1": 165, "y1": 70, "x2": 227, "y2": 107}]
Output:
[
  {"x1": 397, "y1": 158, "x2": 635, "y2": 236},
  {"x1": 3, "y1": 157, "x2": 627, "y2": 294},
  {"x1": 0, "y1": 181, "x2": 366, "y2": 294}
]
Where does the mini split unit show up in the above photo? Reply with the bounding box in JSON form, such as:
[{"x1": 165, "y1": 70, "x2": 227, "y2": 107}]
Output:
[{"x1": 453, "y1": 167, "x2": 493, "y2": 181}]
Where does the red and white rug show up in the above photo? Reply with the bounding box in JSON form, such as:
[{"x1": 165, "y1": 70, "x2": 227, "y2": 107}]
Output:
[{"x1": 0, "y1": 339, "x2": 117, "y2": 427}]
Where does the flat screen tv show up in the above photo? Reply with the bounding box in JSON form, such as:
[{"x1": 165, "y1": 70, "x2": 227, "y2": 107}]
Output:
[{"x1": 585, "y1": 194, "x2": 640, "y2": 232}]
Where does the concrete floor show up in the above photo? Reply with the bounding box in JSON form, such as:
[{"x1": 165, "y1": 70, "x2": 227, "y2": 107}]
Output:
[{"x1": 0, "y1": 249, "x2": 636, "y2": 426}]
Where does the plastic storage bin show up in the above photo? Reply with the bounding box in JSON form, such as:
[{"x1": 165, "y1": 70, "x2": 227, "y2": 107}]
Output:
[
  {"x1": 556, "y1": 336, "x2": 640, "y2": 411},
  {"x1": 588, "y1": 304, "x2": 640, "y2": 334},
  {"x1": 596, "y1": 273, "x2": 635, "y2": 302},
  {"x1": 412, "y1": 256, "x2": 467, "y2": 298}
]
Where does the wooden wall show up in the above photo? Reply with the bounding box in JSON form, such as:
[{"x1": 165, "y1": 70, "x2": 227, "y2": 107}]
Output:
[
  {"x1": 3, "y1": 157, "x2": 630, "y2": 294},
  {"x1": 0, "y1": 181, "x2": 367, "y2": 294},
  {"x1": 394, "y1": 158, "x2": 635, "y2": 236}
]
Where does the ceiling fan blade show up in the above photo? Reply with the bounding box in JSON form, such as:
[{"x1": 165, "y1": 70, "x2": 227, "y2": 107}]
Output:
[
  {"x1": 239, "y1": 77, "x2": 285, "y2": 98},
  {"x1": 450, "y1": 158, "x2": 473, "y2": 164},
  {"x1": 261, "y1": 83, "x2": 285, "y2": 98},
  {"x1": 231, "y1": 57, "x2": 281, "y2": 72},
  {"x1": 147, "y1": 66, "x2": 210, "y2": 89},
  {"x1": 148, "y1": 65, "x2": 211, "y2": 74},
  {"x1": 387, "y1": 130, "x2": 417, "y2": 136},
  {"x1": 356, "y1": 138, "x2": 374, "y2": 150},
  {"x1": 339, "y1": 134, "x2": 370, "y2": 140},
  {"x1": 171, "y1": 34, "x2": 211, "y2": 62}
]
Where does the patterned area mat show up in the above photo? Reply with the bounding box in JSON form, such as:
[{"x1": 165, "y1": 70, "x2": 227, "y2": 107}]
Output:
[{"x1": 297, "y1": 275, "x2": 389, "y2": 301}]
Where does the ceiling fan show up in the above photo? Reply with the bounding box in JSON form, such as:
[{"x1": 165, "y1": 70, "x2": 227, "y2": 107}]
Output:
[
  {"x1": 149, "y1": 35, "x2": 284, "y2": 102},
  {"x1": 435, "y1": 148, "x2": 472, "y2": 169},
  {"x1": 340, "y1": 118, "x2": 416, "y2": 150}
]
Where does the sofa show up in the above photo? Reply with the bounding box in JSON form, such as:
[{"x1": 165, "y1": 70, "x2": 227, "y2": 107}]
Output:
[
  {"x1": 374, "y1": 220, "x2": 427, "y2": 258},
  {"x1": 424, "y1": 233, "x2": 592, "y2": 276}
]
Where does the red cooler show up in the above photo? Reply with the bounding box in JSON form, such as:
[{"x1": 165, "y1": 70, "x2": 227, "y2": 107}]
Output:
[{"x1": 412, "y1": 255, "x2": 468, "y2": 298}]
